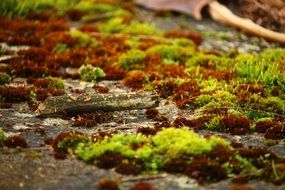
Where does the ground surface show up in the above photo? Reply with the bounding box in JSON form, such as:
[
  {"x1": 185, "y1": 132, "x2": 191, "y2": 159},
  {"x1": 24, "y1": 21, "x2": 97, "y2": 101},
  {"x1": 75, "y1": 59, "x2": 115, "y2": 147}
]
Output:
[{"x1": 1, "y1": 3, "x2": 285, "y2": 190}]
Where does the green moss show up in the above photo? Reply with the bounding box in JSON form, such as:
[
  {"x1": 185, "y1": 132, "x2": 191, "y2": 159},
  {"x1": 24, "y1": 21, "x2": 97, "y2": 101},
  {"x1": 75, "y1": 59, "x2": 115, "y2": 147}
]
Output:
[
  {"x1": 194, "y1": 90, "x2": 237, "y2": 111},
  {"x1": 99, "y1": 17, "x2": 162, "y2": 36},
  {"x1": 260, "y1": 48, "x2": 285, "y2": 63},
  {"x1": 186, "y1": 53, "x2": 232, "y2": 69},
  {"x1": 147, "y1": 44, "x2": 194, "y2": 63},
  {"x1": 235, "y1": 52, "x2": 281, "y2": 86},
  {"x1": 0, "y1": 72, "x2": 11, "y2": 85},
  {"x1": 117, "y1": 49, "x2": 146, "y2": 70},
  {"x1": 198, "y1": 78, "x2": 228, "y2": 93},
  {"x1": 0, "y1": 128, "x2": 4, "y2": 145},
  {"x1": 73, "y1": 2, "x2": 115, "y2": 13},
  {"x1": 79, "y1": 64, "x2": 105, "y2": 82},
  {"x1": 205, "y1": 115, "x2": 224, "y2": 130},
  {"x1": 57, "y1": 133, "x2": 89, "y2": 149},
  {"x1": 52, "y1": 43, "x2": 70, "y2": 53},
  {"x1": 47, "y1": 77, "x2": 65, "y2": 89},
  {"x1": 70, "y1": 29, "x2": 98, "y2": 48},
  {"x1": 122, "y1": 21, "x2": 162, "y2": 36},
  {"x1": 99, "y1": 17, "x2": 126, "y2": 33},
  {"x1": 75, "y1": 128, "x2": 230, "y2": 170}
]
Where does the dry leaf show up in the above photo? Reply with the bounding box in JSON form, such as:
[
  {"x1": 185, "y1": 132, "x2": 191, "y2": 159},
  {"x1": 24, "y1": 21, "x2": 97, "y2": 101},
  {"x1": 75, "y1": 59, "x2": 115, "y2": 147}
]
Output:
[{"x1": 135, "y1": 0, "x2": 213, "y2": 20}]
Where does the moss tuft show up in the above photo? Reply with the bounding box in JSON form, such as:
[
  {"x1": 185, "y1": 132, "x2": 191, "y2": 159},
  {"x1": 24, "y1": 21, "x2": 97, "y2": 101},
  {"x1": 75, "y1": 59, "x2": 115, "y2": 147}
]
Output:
[
  {"x1": 79, "y1": 64, "x2": 105, "y2": 82},
  {"x1": 117, "y1": 49, "x2": 146, "y2": 70},
  {"x1": 0, "y1": 72, "x2": 11, "y2": 85}
]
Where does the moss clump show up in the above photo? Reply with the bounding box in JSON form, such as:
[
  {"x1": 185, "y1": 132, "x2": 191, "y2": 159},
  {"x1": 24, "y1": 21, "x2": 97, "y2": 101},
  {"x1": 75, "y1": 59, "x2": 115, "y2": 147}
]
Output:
[
  {"x1": 186, "y1": 53, "x2": 232, "y2": 70},
  {"x1": 0, "y1": 72, "x2": 11, "y2": 85},
  {"x1": 147, "y1": 44, "x2": 194, "y2": 63},
  {"x1": 99, "y1": 17, "x2": 162, "y2": 36},
  {"x1": 117, "y1": 49, "x2": 146, "y2": 70},
  {"x1": 52, "y1": 43, "x2": 70, "y2": 53},
  {"x1": 194, "y1": 90, "x2": 237, "y2": 110},
  {"x1": 205, "y1": 115, "x2": 224, "y2": 130},
  {"x1": 79, "y1": 64, "x2": 105, "y2": 82},
  {"x1": 57, "y1": 133, "x2": 89, "y2": 149},
  {"x1": 70, "y1": 29, "x2": 98, "y2": 48},
  {"x1": 75, "y1": 127, "x2": 230, "y2": 170},
  {"x1": 47, "y1": 77, "x2": 65, "y2": 89},
  {"x1": 0, "y1": 128, "x2": 4, "y2": 145}
]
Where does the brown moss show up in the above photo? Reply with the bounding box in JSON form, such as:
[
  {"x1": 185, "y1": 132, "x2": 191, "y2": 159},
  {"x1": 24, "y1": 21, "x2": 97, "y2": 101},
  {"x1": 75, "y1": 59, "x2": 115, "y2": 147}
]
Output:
[
  {"x1": 201, "y1": 69, "x2": 235, "y2": 81},
  {"x1": 163, "y1": 160, "x2": 188, "y2": 173},
  {"x1": 164, "y1": 29, "x2": 202, "y2": 45},
  {"x1": 104, "y1": 66, "x2": 125, "y2": 80},
  {"x1": 97, "y1": 152, "x2": 123, "y2": 169},
  {"x1": 0, "y1": 102, "x2": 13, "y2": 109},
  {"x1": 185, "y1": 157, "x2": 227, "y2": 182},
  {"x1": 130, "y1": 182, "x2": 155, "y2": 190},
  {"x1": 220, "y1": 115, "x2": 251, "y2": 135},
  {"x1": 35, "y1": 88, "x2": 65, "y2": 101},
  {"x1": 97, "y1": 178, "x2": 119, "y2": 190},
  {"x1": 123, "y1": 71, "x2": 146, "y2": 89},
  {"x1": 137, "y1": 127, "x2": 158, "y2": 136},
  {"x1": 115, "y1": 162, "x2": 141, "y2": 175},
  {"x1": 255, "y1": 120, "x2": 276, "y2": 133},
  {"x1": 93, "y1": 85, "x2": 109, "y2": 93},
  {"x1": 264, "y1": 124, "x2": 285, "y2": 139},
  {"x1": 156, "y1": 80, "x2": 177, "y2": 98},
  {"x1": 145, "y1": 108, "x2": 159, "y2": 119},
  {"x1": 65, "y1": 9, "x2": 85, "y2": 21},
  {"x1": 72, "y1": 112, "x2": 114, "y2": 127},
  {"x1": 0, "y1": 86, "x2": 31, "y2": 102},
  {"x1": 4, "y1": 135, "x2": 28, "y2": 148}
]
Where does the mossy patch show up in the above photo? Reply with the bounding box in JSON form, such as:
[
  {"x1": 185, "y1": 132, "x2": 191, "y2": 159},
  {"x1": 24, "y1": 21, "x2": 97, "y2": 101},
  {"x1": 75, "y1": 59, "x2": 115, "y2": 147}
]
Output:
[{"x1": 79, "y1": 64, "x2": 105, "y2": 82}]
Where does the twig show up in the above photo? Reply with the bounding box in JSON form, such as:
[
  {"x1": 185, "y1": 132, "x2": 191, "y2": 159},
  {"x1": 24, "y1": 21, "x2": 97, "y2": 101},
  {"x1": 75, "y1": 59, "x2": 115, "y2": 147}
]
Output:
[{"x1": 208, "y1": 1, "x2": 285, "y2": 43}]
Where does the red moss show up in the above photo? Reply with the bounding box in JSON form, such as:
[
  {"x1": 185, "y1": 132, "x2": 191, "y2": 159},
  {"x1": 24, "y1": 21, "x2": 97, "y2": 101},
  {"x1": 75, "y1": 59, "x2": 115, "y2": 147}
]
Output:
[
  {"x1": 104, "y1": 66, "x2": 126, "y2": 80},
  {"x1": 97, "y1": 152, "x2": 123, "y2": 169},
  {"x1": 93, "y1": 85, "x2": 109, "y2": 93},
  {"x1": 210, "y1": 145, "x2": 233, "y2": 164},
  {"x1": 160, "y1": 65, "x2": 185, "y2": 78},
  {"x1": 35, "y1": 88, "x2": 65, "y2": 101},
  {"x1": 164, "y1": 29, "x2": 203, "y2": 46},
  {"x1": 238, "y1": 147, "x2": 276, "y2": 168},
  {"x1": 115, "y1": 163, "x2": 141, "y2": 175},
  {"x1": 255, "y1": 120, "x2": 276, "y2": 133},
  {"x1": 173, "y1": 116, "x2": 211, "y2": 130},
  {"x1": 201, "y1": 69, "x2": 235, "y2": 81},
  {"x1": 220, "y1": 116, "x2": 251, "y2": 135},
  {"x1": 163, "y1": 160, "x2": 188, "y2": 173},
  {"x1": 0, "y1": 102, "x2": 13, "y2": 109},
  {"x1": 264, "y1": 124, "x2": 285, "y2": 139},
  {"x1": 65, "y1": 9, "x2": 85, "y2": 21},
  {"x1": 0, "y1": 86, "x2": 31, "y2": 102},
  {"x1": 228, "y1": 184, "x2": 254, "y2": 190},
  {"x1": 97, "y1": 178, "x2": 119, "y2": 190},
  {"x1": 137, "y1": 127, "x2": 158, "y2": 136},
  {"x1": 156, "y1": 80, "x2": 177, "y2": 98},
  {"x1": 130, "y1": 182, "x2": 155, "y2": 190},
  {"x1": 72, "y1": 112, "x2": 114, "y2": 127},
  {"x1": 145, "y1": 108, "x2": 159, "y2": 119},
  {"x1": 4, "y1": 135, "x2": 28, "y2": 148},
  {"x1": 185, "y1": 158, "x2": 227, "y2": 182},
  {"x1": 123, "y1": 71, "x2": 146, "y2": 89}
]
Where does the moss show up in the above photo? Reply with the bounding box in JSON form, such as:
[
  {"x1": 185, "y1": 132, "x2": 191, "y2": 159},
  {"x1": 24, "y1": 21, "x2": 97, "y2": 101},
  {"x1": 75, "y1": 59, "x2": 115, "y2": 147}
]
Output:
[
  {"x1": 186, "y1": 53, "x2": 232, "y2": 70},
  {"x1": 122, "y1": 21, "x2": 162, "y2": 36},
  {"x1": 57, "y1": 133, "x2": 89, "y2": 149},
  {"x1": 70, "y1": 29, "x2": 98, "y2": 48},
  {"x1": 117, "y1": 49, "x2": 146, "y2": 70},
  {"x1": 75, "y1": 128, "x2": 230, "y2": 170},
  {"x1": 52, "y1": 43, "x2": 70, "y2": 53},
  {"x1": 79, "y1": 64, "x2": 105, "y2": 82},
  {"x1": 147, "y1": 44, "x2": 194, "y2": 63},
  {"x1": 0, "y1": 128, "x2": 4, "y2": 145},
  {"x1": 235, "y1": 53, "x2": 281, "y2": 86},
  {"x1": 73, "y1": 2, "x2": 115, "y2": 13},
  {"x1": 47, "y1": 77, "x2": 65, "y2": 89},
  {"x1": 205, "y1": 115, "x2": 224, "y2": 130},
  {"x1": 0, "y1": 72, "x2": 11, "y2": 85},
  {"x1": 198, "y1": 78, "x2": 228, "y2": 93},
  {"x1": 99, "y1": 17, "x2": 126, "y2": 33},
  {"x1": 194, "y1": 90, "x2": 237, "y2": 110}
]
